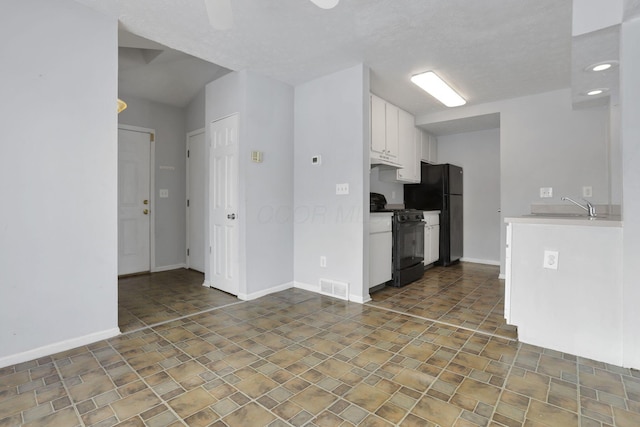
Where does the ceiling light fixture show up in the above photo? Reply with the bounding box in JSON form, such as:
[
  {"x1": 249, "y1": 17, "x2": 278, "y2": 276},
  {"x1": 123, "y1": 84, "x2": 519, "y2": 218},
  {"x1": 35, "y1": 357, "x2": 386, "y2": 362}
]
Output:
[
  {"x1": 586, "y1": 89, "x2": 607, "y2": 96},
  {"x1": 585, "y1": 61, "x2": 618, "y2": 72},
  {"x1": 410, "y1": 71, "x2": 466, "y2": 107},
  {"x1": 117, "y1": 98, "x2": 127, "y2": 113}
]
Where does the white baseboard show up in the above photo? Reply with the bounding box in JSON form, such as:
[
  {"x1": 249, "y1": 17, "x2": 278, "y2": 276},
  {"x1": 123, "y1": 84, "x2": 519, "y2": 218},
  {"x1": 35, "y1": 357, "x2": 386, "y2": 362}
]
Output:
[
  {"x1": 294, "y1": 281, "x2": 368, "y2": 304},
  {"x1": 350, "y1": 294, "x2": 370, "y2": 304},
  {"x1": 151, "y1": 263, "x2": 187, "y2": 273},
  {"x1": 460, "y1": 257, "x2": 500, "y2": 266},
  {"x1": 294, "y1": 281, "x2": 318, "y2": 293},
  {"x1": 238, "y1": 281, "x2": 294, "y2": 301},
  {"x1": 0, "y1": 327, "x2": 121, "y2": 369},
  {"x1": 498, "y1": 274, "x2": 506, "y2": 280}
]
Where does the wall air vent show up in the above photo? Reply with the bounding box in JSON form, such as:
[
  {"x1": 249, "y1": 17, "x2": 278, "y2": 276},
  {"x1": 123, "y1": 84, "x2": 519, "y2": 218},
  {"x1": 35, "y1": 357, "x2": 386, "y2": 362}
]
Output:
[{"x1": 319, "y1": 279, "x2": 349, "y2": 300}]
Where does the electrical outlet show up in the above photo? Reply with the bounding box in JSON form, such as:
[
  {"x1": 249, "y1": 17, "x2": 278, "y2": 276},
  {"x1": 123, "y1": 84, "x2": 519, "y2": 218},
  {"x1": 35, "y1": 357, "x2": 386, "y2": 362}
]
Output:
[
  {"x1": 543, "y1": 250, "x2": 559, "y2": 270},
  {"x1": 583, "y1": 186, "x2": 593, "y2": 197},
  {"x1": 320, "y1": 256, "x2": 327, "y2": 268},
  {"x1": 336, "y1": 183, "x2": 349, "y2": 195},
  {"x1": 539, "y1": 187, "x2": 553, "y2": 198},
  {"x1": 159, "y1": 189, "x2": 169, "y2": 198}
]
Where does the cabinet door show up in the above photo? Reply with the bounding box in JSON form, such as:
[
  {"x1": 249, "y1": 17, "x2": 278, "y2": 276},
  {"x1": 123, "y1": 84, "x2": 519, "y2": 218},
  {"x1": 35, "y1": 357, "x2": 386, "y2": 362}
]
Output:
[
  {"x1": 397, "y1": 109, "x2": 416, "y2": 181},
  {"x1": 371, "y1": 95, "x2": 386, "y2": 155},
  {"x1": 385, "y1": 103, "x2": 399, "y2": 158},
  {"x1": 430, "y1": 225, "x2": 440, "y2": 264},
  {"x1": 423, "y1": 224, "x2": 430, "y2": 266},
  {"x1": 419, "y1": 129, "x2": 429, "y2": 162},
  {"x1": 429, "y1": 133, "x2": 438, "y2": 163}
]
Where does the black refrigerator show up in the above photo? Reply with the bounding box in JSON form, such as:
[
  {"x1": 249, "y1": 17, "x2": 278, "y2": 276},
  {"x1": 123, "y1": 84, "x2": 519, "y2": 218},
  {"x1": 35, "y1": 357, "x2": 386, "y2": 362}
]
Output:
[{"x1": 404, "y1": 163, "x2": 463, "y2": 266}]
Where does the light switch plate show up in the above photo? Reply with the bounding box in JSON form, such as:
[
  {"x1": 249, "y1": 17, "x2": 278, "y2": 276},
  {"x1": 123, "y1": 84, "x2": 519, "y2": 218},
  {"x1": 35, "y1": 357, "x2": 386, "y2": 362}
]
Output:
[
  {"x1": 543, "y1": 250, "x2": 559, "y2": 270},
  {"x1": 336, "y1": 183, "x2": 349, "y2": 195}
]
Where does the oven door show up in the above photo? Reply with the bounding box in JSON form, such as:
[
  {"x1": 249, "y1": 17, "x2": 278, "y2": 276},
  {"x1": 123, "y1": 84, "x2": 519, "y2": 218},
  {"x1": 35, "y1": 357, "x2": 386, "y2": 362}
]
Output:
[{"x1": 394, "y1": 220, "x2": 425, "y2": 270}]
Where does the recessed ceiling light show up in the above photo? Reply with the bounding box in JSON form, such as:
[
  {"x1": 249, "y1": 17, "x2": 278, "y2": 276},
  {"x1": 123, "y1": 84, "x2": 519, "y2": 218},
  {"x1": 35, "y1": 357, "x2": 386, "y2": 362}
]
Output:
[
  {"x1": 410, "y1": 71, "x2": 466, "y2": 107},
  {"x1": 587, "y1": 89, "x2": 607, "y2": 96},
  {"x1": 585, "y1": 61, "x2": 618, "y2": 72}
]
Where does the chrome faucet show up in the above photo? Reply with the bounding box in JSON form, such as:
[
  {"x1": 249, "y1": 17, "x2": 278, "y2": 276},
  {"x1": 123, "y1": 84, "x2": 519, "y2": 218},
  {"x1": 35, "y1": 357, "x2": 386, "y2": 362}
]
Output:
[{"x1": 561, "y1": 197, "x2": 596, "y2": 217}]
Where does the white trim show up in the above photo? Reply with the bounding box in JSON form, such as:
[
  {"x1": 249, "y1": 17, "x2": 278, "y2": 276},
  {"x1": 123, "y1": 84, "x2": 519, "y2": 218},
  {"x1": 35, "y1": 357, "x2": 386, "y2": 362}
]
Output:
[
  {"x1": 294, "y1": 281, "x2": 368, "y2": 304},
  {"x1": 203, "y1": 280, "x2": 211, "y2": 288},
  {"x1": 186, "y1": 128, "x2": 205, "y2": 271},
  {"x1": 117, "y1": 124, "x2": 156, "y2": 273},
  {"x1": 498, "y1": 274, "x2": 506, "y2": 280},
  {"x1": 237, "y1": 281, "x2": 294, "y2": 301},
  {"x1": 0, "y1": 328, "x2": 120, "y2": 369},
  {"x1": 151, "y1": 263, "x2": 187, "y2": 273},
  {"x1": 350, "y1": 293, "x2": 370, "y2": 304},
  {"x1": 294, "y1": 280, "x2": 318, "y2": 293},
  {"x1": 460, "y1": 257, "x2": 500, "y2": 266}
]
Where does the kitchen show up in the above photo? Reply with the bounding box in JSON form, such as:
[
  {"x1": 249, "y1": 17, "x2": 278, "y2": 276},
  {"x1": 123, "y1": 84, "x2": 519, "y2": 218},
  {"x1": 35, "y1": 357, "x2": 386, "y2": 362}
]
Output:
[{"x1": 3, "y1": 0, "x2": 640, "y2": 378}]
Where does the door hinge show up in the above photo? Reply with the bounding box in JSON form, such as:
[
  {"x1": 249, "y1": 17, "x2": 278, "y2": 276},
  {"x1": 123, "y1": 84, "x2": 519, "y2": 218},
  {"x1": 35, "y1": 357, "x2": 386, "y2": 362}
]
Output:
[
  {"x1": 187, "y1": 248, "x2": 190, "y2": 256},
  {"x1": 150, "y1": 133, "x2": 155, "y2": 142},
  {"x1": 187, "y1": 199, "x2": 190, "y2": 207},
  {"x1": 187, "y1": 150, "x2": 190, "y2": 158}
]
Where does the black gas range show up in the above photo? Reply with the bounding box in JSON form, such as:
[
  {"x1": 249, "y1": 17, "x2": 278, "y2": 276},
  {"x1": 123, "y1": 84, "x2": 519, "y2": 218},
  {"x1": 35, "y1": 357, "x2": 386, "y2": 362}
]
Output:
[{"x1": 370, "y1": 193, "x2": 425, "y2": 287}]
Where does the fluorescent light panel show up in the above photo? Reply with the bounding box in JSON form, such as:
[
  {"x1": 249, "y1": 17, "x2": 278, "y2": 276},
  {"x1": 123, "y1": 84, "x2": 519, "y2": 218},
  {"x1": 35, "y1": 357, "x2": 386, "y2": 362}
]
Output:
[{"x1": 411, "y1": 71, "x2": 466, "y2": 107}]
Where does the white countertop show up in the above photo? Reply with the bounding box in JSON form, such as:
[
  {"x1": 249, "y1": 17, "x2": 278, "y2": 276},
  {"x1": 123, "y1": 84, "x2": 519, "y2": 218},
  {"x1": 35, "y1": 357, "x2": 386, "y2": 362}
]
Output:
[{"x1": 505, "y1": 214, "x2": 622, "y2": 227}]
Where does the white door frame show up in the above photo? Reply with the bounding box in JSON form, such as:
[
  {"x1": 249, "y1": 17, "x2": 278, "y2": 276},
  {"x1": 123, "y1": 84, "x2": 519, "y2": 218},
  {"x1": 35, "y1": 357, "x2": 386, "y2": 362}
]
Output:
[
  {"x1": 118, "y1": 124, "x2": 156, "y2": 273},
  {"x1": 186, "y1": 127, "x2": 205, "y2": 272}
]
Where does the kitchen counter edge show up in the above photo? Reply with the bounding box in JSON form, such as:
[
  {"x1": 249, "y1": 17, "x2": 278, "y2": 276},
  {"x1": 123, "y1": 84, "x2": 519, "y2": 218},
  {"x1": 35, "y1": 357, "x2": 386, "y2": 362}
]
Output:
[{"x1": 504, "y1": 215, "x2": 622, "y2": 227}]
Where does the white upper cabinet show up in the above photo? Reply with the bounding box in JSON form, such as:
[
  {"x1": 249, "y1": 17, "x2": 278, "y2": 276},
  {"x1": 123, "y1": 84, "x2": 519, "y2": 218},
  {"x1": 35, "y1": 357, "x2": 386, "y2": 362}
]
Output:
[
  {"x1": 370, "y1": 94, "x2": 400, "y2": 165},
  {"x1": 371, "y1": 94, "x2": 387, "y2": 155},
  {"x1": 396, "y1": 109, "x2": 419, "y2": 182},
  {"x1": 384, "y1": 102, "x2": 399, "y2": 158},
  {"x1": 419, "y1": 129, "x2": 438, "y2": 164},
  {"x1": 373, "y1": 94, "x2": 420, "y2": 183}
]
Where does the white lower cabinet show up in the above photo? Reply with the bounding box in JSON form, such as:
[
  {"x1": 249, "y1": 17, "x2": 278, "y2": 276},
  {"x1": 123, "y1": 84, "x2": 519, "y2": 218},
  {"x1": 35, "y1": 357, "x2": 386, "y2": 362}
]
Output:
[
  {"x1": 369, "y1": 213, "x2": 393, "y2": 288},
  {"x1": 423, "y1": 211, "x2": 440, "y2": 265}
]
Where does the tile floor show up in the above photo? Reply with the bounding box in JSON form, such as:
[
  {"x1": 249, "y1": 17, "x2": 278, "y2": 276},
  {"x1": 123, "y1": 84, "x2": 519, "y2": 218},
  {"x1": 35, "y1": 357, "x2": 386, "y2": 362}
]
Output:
[
  {"x1": 118, "y1": 270, "x2": 238, "y2": 333},
  {"x1": 1, "y1": 265, "x2": 640, "y2": 426},
  {"x1": 368, "y1": 263, "x2": 517, "y2": 340}
]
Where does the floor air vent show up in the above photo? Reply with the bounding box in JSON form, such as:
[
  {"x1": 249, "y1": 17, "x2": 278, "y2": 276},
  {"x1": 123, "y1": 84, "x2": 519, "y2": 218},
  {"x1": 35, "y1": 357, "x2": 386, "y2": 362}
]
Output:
[{"x1": 319, "y1": 279, "x2": 349, "y2": 300}]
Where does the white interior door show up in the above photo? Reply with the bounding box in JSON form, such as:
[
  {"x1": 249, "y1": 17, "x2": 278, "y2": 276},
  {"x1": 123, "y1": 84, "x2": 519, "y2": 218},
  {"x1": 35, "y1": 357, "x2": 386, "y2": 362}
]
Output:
[
  {"x1": 209, "y1": 115, "x2": 239, "y2": 295},
  {"x1": 187, "y1": 129, "x2": 206, "y2": 273},
  {"x1": 118, "y1": 128, "x2": 151, "y2": 275}
]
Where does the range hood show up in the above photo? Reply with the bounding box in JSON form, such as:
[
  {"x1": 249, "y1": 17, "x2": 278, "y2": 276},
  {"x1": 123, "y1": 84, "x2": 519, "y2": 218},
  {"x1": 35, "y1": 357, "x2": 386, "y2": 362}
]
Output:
[{"x1": 370, "y1": 157, "x2": 402, "y2": 168}]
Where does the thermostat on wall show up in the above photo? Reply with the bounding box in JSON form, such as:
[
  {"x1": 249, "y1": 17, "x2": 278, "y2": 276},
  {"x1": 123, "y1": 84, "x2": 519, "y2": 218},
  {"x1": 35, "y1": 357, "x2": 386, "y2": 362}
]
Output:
[{"x1": 312, "y1": 155, "x2": 322, "y2": 165}]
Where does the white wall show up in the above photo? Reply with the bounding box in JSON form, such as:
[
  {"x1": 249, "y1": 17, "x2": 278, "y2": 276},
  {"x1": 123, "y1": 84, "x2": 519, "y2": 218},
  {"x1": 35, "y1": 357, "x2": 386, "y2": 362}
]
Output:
[
  {"x1": 185, "y1": 89, "x2": 206, "y2": 133},
  {"x1": 369, "y1": 167, "x2": 404, "y2": 205},
  {"x1": 416, "y1": 89, "x2": 610, "y2": 276},
  {"x1": 118, "y1": 96, "x2": 187, "y2": 269},
  {"x1": 244, "y1": 74, "x2": 295, "y2": 296},
  {"x1": 621, "y1": 16, "x2": 640, "y2": 369},
  {"x1": 0, "y1": 0, "x2": 119, "y2": 367},
  {"x1": 438, "y1": 129, "x2": 501, "y2": 264},
  {"x1": 293, "y1": 64, "x2": 369, "y2": 302},
  {"x1": 205, "y1": 71, "x2": 294, "y2": 299}
]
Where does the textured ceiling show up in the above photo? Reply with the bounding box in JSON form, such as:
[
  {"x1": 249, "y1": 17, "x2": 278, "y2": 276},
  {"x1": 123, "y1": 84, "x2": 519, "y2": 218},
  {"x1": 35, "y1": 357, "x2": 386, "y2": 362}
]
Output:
[
  {"x1": 78, "y1": 0, "x2": 571, "y2": 114},
  {"x1": 75, "y1": 0, "x2": 580, "y2": 118}
]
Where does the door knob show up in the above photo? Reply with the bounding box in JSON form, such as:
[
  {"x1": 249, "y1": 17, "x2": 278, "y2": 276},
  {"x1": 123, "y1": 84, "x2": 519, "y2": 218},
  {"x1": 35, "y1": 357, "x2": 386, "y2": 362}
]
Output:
[
  {"x1": 143, "y1": 200, "x2": 149, "y2": 205},
  {"x1": 227, "y1": 213, "x2": 236, "y2": 220},
  {"x1": 143, "y1": 209, "x2": 149, "y2": 215}
]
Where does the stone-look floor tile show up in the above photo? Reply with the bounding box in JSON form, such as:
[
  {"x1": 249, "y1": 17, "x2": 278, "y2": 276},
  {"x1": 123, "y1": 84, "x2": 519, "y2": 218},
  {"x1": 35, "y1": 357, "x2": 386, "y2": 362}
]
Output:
[
  {"x1": 223, "y1": 402, "x2": 276, "y2": 427},
  {"x1": 110, "y1": 389, "x2": 162, "y2": 421},
  {"x1": 5, "y1": 266, "x2": 640, "y2": 427},
  {"x1": 291, "y1": 385, "x2": 338, "y2": 415},
  {"x1": 167, "y1": 387, "x2": 216, "y2": 418},
  {"x1": 22, "y1": 406, "x2": 81, "y2": 427}
]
